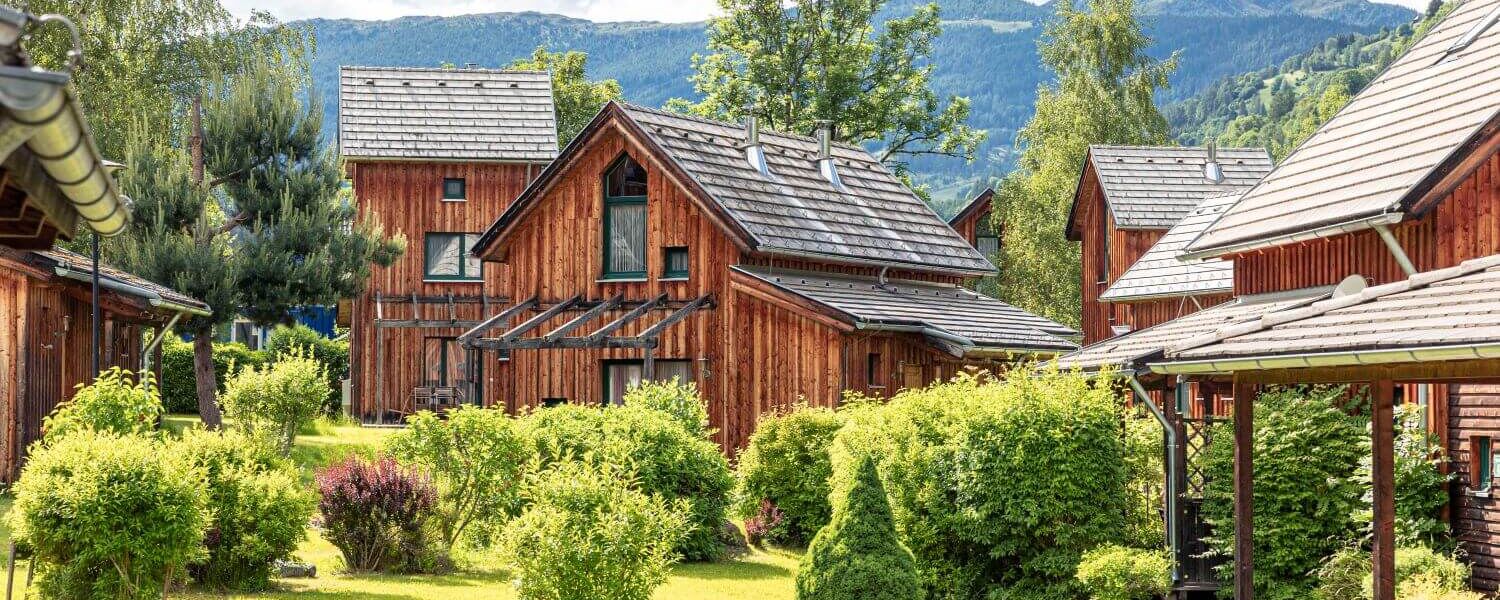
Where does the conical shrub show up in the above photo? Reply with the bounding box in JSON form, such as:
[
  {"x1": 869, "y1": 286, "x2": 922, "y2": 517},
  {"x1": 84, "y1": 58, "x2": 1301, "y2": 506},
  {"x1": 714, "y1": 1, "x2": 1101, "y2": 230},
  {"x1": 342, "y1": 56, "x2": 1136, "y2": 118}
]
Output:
[{"x1": 795, "y1": 455, "x2": 921, "y2": 600}]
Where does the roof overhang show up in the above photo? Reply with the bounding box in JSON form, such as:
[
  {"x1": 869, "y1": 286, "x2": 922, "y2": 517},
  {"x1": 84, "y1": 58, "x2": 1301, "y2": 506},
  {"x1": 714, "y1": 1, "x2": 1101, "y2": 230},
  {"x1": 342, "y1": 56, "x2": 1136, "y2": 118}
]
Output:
[
  {"x1": 947, "y1": 187, "x2": 994, "y2": 228},
  {"x1": 1098, "y1": 285, "x2": 1232, "y2": 304},
  {"x1": 1180, "y1": 212, "x2": 1403, "y2": 261},
  {"x1": 1064, "y1": 152, "x2": 1099, "y2": 242},
  {"x1": 1150, "y1": 342, "x2": 1500, "y2": 377}
]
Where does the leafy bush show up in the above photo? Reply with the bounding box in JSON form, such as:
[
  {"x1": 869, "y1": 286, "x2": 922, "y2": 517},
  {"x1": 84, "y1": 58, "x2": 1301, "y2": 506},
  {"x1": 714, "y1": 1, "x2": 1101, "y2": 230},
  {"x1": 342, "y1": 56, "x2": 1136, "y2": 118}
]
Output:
[
  {"x1": 1353, "y1": 405, "x2": 1453, "y2": 548},
  {"x1": 745, "y1": 499, "x2": 792, "y2": 546},
  {"x1": 222, "y1": 347, "x2": 327, "y2": 454},
  {"x1": 1396, "y1": 575, "x2": 1483, "y2": 600},
  {"x1": 387, "y1": 406, "x2": 532, "y2": 550},
  {"x1": 43, "y1": 366, "x2": 161, "y2": 442},
  {"x1": 830, "y1": 370, "x2": 1127, "y2": 599},
  {"x1": 796, "y1": 456, "x2": 921, "y2": 600},
  {"x1": 623, "y1": 377, "x2": 709, "y2": 437},
  {"x1": 9, "y1": 431, "x2": 208, "y2": 600},
  {"x1": 176, "y1": 428, "x2": 314, "y2": 591},
  {"x1": 501, "y1": 460, "x2": 688, "y2": 600},
  {"x1": 1202, "y1": 386, "x2": 1369, "y2": 599},
  {"x1": 1317, "y1": 546, "x2": 1472, "y2": 600},
  {"x1": 1074, "y1": 545, "x2": 1172, "y2": 600},
  {"x1": 1123, "y1": 416, "x2": 1166, "y2": 549},
  {"x1": 266, "y1": 324, "x2": 350, "y2": 415},
  {"x1": 159, "y1": 338, "x2": 269, "y2": 414},
  {"x1": 519, "y1": 403, "x2": 733, "y2": 560},
  {"x1": 734, "y1": 405, "x2": 842, "y2": 546},
  {"x1": 316, "y1": 455, "x2": 442, "y2": 573}
]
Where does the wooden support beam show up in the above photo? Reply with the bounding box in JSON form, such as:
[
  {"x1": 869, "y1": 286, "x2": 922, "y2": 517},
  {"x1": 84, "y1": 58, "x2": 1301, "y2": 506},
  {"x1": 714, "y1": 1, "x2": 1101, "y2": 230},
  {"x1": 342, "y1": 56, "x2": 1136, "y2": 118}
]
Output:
[
  {"x1": 588, "y1": 294, "x2": 666, "y2": 340},
  {"x1": 644, "y1": 344, "x2": 655, "y2": 381},
  {"x1": 1371, "y1": 379, "x2": 1396, "y2": 600},
  {"x1": 500, "y1": 295, "x2": 581, "y2": 342},
  {"x1": 458, "y1": 297, "x2": 536, "y2": 343},
  {"x1": 469, "y1": 336, "x2": 658, "y2": 351},
  {"x1": 374, "y1": 319, "x2": 485, "y2": 328},
  {"x1": 1233, "y1": 374, "x2": 1254, "y2": 600},
  {"x1": 544, "y1": 295, "x2": 621, "y2": 341},
  {"x1": 637, "y1": 294, "x2": 712, "y2": 339}
]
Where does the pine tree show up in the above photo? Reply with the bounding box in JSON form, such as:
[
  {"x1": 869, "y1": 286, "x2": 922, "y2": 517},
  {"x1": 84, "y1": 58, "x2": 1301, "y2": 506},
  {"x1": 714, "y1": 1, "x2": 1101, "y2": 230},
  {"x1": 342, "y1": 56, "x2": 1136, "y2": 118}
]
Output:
[
  {"x1": 795, "y1": 456, "x2": 920, "y2": 600},
  {"x1": 112, "y1": 60, "x2": 403, "y2": 427}
]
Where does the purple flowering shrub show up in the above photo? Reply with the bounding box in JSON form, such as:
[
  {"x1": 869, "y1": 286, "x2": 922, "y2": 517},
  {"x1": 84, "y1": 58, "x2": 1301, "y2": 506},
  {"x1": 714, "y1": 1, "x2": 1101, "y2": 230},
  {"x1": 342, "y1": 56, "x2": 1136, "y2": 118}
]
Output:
[
  {"x1": 316, "y1": 456, "x2": 443, "y2": 573},
  {"x1": 745, "y1": 499, "x2": 793, "y2": 546}
]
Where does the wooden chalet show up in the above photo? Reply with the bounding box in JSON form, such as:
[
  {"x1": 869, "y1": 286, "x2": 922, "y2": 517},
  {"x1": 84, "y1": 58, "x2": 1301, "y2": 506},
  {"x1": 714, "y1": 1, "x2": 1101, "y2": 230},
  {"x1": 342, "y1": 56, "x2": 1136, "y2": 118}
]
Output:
[
  {"x1": 1059, "y1": 0, "x2": 1500, "y2": 596},
  {"x1": 338, "y1": 65, "x2": 557, "y2": 423},
  {"x1": 0, "y1": 5, "x2": 210, "y2": 480},
  {"x1": 948, "y1": 187, "x2": 999, "y2": 259},
  {"x1": 1067, "y1": 145, "x2": 1271, "y2": 344},
  {"x1": 464, "y1": 102, "x2": 1079, "y2": 450}
]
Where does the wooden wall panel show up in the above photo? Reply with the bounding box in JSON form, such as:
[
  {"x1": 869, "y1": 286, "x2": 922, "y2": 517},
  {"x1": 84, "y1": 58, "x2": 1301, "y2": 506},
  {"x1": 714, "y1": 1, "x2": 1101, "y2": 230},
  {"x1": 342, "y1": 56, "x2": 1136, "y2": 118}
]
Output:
[
  {"x1": 1435, "y1": 150, "x2": 1500, "y2": 267},
  {"x1": 724, "y1": 286, "x2": 843, "y2": 450},
  {"x1": 1078, "y1": 170, "x2": 1169, "y2": 345},
  {"x1": 1119, "y1": 294, "x2": 1233, "y2": 335},
  {"x1": 0, "y1": 269, "x2": 22, "y2": 480},
  {"x1": 1446, "y1": 383, "x2": 1500, "y2": 592},
  {"x1": 1231, "y1": 220, "x2": 1438, "y2": 296},
  {"x1": 348, "y1": 160, "x2": 539, "y2": 417}
]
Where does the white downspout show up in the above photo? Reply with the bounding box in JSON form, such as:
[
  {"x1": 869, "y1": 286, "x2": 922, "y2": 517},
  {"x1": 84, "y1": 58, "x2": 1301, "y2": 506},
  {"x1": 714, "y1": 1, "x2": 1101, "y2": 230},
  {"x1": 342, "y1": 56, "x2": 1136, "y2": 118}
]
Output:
[
  {"x1": 1126, "y1": 373, "x2": 1180, "y2": 584},
  {"x1": 1372, "y1": 223, "x2": 1417, "y2": 277}
]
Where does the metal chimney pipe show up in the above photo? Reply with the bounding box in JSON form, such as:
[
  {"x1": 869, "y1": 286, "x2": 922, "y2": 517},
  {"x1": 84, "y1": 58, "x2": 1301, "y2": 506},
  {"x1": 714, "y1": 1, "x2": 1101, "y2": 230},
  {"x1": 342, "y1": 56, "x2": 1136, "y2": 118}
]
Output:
[
  {"x1": 815, "y1": 120, "x2": 833, "y2": 159},
  {"x1": 1204, "y1": 141, "x2": 1225, "y2": 184},
  {"x1": 744, "y1": 112, "x2": 759, "y2": 146}
]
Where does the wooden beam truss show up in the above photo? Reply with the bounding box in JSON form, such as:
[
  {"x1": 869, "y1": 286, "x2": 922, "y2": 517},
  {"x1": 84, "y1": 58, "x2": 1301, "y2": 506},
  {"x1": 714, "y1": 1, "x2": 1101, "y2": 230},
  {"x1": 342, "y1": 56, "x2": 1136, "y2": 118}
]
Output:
[{"x1": 465, "y1": 294, "x2": 713, "y2": 353}]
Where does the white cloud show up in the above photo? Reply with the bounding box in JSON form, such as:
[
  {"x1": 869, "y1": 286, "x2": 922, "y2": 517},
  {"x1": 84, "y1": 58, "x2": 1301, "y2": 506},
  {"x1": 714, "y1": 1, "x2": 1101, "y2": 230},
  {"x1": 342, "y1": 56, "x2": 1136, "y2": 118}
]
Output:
[{"x1": 226, "y1": 0, "x2": 721, "y2": 23}]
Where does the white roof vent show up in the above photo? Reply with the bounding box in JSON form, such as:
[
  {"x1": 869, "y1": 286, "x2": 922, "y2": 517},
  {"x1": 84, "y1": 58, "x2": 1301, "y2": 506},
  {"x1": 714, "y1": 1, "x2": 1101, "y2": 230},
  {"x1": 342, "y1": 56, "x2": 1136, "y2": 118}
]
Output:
[{"x1": 741, "y1": 113, "x2": 775, "y2": 179}]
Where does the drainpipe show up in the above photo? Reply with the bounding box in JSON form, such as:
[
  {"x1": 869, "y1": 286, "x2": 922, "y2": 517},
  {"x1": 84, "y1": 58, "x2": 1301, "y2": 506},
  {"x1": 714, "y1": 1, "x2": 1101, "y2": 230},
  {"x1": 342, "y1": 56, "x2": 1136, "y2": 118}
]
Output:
[
  {"x1": 1371, "y1": 223, "x2": 1416, "y2": 277},
  {"x1": 140, "y1": 311, "x2": 183, "y2": 381},
  {"x1": 1126, "y1": 373, "x2": 1180, "y2": 583}
]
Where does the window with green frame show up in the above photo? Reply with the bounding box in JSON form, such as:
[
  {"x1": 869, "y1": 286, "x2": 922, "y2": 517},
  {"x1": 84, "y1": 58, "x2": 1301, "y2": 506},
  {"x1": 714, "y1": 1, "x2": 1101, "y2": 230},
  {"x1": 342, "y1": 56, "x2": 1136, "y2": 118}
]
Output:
[
  {"x1": 603, "y1": 156, "x2": 648, "y2": 279},
  {"x1": 424, "y1": 233, "x2": 483, "y2": 281},
  {"x1": 1476, "y1": 436, "x2": 1494, "y2": 491},
  {"x1": 663, "y1": 246, "x2": 689, "y2": 279}
]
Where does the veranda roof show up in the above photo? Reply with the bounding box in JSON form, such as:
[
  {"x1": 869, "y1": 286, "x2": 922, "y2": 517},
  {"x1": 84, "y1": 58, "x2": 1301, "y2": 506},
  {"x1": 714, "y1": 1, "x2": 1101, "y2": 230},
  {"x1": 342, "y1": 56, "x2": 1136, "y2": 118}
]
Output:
[
  {"x1": 732, "y1": 265, "x2": 1079, "y2": 356},
  {"x1": 1052, "y1": 288, "x2": 1327, "y2": 373},
  {"x1": 1185, "y1": 0, "x2": 1500, "y2": 258},
  {"x1": 1152, "y1": 253, "x2": 1500, "y2": 374},
  {"x1": 1099, "y1": 192, "x2": 1239, "y2": 302}
]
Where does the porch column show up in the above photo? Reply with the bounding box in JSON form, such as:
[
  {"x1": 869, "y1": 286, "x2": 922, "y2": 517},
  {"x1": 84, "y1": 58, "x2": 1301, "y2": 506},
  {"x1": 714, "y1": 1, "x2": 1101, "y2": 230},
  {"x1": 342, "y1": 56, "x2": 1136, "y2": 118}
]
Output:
[
  {"x1": 1233, "y1": 375, "x2": 1254, "y2": 600},
  {"x1": 1371, "y1": 379, "x2": 1396, "y2": 600}
]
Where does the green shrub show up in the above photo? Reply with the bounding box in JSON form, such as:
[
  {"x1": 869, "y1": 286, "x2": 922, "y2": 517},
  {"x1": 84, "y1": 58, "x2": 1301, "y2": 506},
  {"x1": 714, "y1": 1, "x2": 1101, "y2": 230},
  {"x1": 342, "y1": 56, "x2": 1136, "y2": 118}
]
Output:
[
  {"x1": 1396, "y1": 575, "x2": 1483, "y2": 600},
  {"x1": 266, "y1": 324, "x2": 350, "y2": 415},
  {"x1": 1353, "y1": 405, "x2": 1453, "y2": 548},
  {"x1": 387, "y1": 406, "x2": 532, "y2": 550},
  {"x1": 500, "y1": 460, "x2": 689, "y2": 600},
  {"x1": 176, "y1": 428, "x2": 314, "y2": 591},
  {"x1": 1318, "y1": 546, "x2": 1472, "y2": 600},
  {"x1": 265, "y1": 323, "x2": 323, "y2": 357},
  {"x1": 316, "y1": 455, "x2": 443, "y2": 573},
  {"x1": 43, "y1": 366, "x2": 161, "y2": 442},
  {"x1": 623, "y1": 377, "x2": 709, "y2": 437},
  {"x1": 222, "y1": 347, "x2": 327, "y2": 454},
  {"x1": 519, "y1": 403, "x2": 733, "y2": 561},
  {"x1": 734, "y1": 405, "x2": 842, "y2": 546},
  {"x1": 795, "y1": 456, "x2": 921, "y2": 600},
  {"x1": 1202, "y1": 386, "x2": 1369, "y2": 599},
  {"x1": 10, "y1": 431, "x2": 208, "y2": 599},
  {"x1": 1123, "y1": 416, "x2": 1166, "y2": 549},
  {"x1": 831, "y1": 370, "x2": 1127, "y2": 599},
  {"x1": 159, "y1": 339, "x2": 270, "y2": 414},
  {"x1": 1074, "y1": 545, "x2": 1171, "y2": 600}
]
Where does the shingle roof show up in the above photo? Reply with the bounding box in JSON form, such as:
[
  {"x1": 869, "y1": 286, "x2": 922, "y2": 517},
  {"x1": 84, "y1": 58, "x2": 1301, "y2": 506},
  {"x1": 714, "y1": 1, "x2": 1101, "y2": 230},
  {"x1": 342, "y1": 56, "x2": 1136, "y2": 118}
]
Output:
[
  {"x1": 1186, "y1": 0, "x2": 1500, "y2": 257},
  {"x1": 1165, "y1": 253, "x2": 1500, "y2": 364},
  {"x1": 1076, "y1": 145, "x2": 1272, "y2": 233},
  {"x1": 1053, "y1": 288, "x2": 1327, "y2": 372},
  {"x1": 948, "y1": 188, "x2": 994, "y2": 227},
  {"x1": 32, "y1": 249, "x2": 210, "y2": 313},
  {"x1": 338, "y1": 66, "x2": 557, "y2": 162},
  {"x1": 733, "y1": 265, "x2": 1079, "y2": 354},
  {"x1": 478, "y1": 102, "x2": 995, "y2": 275},
  {"x1": 1099, "y1": 192, "x2": 1239, "y2": 302}
]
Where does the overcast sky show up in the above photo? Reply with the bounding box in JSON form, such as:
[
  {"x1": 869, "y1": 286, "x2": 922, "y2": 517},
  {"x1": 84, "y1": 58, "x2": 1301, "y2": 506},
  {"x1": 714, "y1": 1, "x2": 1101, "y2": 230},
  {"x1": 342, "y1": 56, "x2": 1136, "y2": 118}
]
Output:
[{"x1": 226, "y1": 0, "x2": 1430, "y2": 23}]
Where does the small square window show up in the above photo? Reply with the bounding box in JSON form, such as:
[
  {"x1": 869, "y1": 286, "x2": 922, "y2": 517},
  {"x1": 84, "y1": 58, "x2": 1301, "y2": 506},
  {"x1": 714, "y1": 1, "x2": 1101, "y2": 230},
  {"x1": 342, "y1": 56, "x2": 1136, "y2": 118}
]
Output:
[
  {"x1": 1475, "y1": 436, "x2": 1493, "y2": 491},
  {"x1": 442, "y1": 178, "x2": 466, "y2": 201},
  {"x1": 663, "y1": 247, "x2": 689, "y2": 279}
]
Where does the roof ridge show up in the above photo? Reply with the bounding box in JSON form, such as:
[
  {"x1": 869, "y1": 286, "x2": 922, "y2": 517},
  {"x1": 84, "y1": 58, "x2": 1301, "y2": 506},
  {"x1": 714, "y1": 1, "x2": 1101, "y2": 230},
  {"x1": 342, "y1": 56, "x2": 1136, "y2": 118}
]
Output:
[
  {"x1": 617, "y1": 102, "x2": 868, "y2": 151},
  {"x1": 1089, "y1": 144, "x2": 1271, "y2": 154},
  {"x1": 340, "y1": 65, "x2": 550, "y2": 75}
]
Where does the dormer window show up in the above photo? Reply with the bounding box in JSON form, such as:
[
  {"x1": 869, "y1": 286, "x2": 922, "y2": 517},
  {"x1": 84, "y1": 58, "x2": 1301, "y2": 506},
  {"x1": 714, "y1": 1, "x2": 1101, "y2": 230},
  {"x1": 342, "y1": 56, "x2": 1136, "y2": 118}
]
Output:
[
  {"x1": 603, "y1": 156, "x2": 648, "y2": 279},
  {"x1": 442, "y1": 178, "x2": 466, "y2": 201}
]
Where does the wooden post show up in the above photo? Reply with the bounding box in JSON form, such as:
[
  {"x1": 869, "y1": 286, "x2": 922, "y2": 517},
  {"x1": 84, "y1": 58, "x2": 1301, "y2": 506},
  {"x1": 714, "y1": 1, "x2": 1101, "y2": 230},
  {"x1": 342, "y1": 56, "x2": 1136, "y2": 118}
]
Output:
[
  {"x1": 1233, "y1": 375, "x2": 1254, "y2": 600},
  {"x1": 643, "y1": 343, "x2": 656, "y2": 381},
  {"x1": 1371, "y1": 379, "x2": 1396, "y2": 600}
]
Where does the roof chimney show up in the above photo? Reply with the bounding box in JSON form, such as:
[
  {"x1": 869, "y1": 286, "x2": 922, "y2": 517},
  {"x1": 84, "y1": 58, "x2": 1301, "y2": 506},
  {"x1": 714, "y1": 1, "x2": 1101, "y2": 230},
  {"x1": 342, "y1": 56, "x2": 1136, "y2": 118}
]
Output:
[
  {"x1": 742, "y1": 109, "x2": 773, "y2": 178},
  {"x1": 1204, "y1": 141, "x2": 1225, "y2": 184},
  {"x1": 814, "y1": 120, "x2": 845, "y2": 190}
]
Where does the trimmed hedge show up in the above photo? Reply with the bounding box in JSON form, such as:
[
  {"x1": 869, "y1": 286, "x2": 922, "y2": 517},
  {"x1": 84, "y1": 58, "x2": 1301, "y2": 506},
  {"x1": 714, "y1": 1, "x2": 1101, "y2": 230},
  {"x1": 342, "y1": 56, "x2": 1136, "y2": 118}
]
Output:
[
  {"x1": 734, "y1": 405, "x2": 842, "y2": 546},
  {"x1": 160, "y1": 339, "x2": 269, "y2": 414},
  {"x1": 1075, "y1": 545, "x2": 1172, "y2": 600}
]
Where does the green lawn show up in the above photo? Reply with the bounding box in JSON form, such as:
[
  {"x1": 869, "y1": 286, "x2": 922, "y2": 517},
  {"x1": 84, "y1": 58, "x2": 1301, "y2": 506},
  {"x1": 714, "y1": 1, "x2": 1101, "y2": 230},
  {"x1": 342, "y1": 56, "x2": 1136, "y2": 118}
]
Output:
[{"x1": 0, "y1": 415, "x2": 800, "y2": 599}]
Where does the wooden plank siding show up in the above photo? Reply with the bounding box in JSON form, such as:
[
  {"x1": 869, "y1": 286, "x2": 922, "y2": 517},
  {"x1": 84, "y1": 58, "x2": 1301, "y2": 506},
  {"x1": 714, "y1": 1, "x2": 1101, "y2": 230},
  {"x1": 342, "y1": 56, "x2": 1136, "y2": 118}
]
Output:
[
  {"x1": 347, "y1": 160, "x2": 540, "y2": 418},
  {"x1": 1116, "y1": 293, "x2": 1233, "y2": 336},
  {"x1": 1076, "y1": 167, "x2": 1169, "y2": 344},
  {"x1": 1446, "y1": 383, "x2": 1500, "y2": 591}
]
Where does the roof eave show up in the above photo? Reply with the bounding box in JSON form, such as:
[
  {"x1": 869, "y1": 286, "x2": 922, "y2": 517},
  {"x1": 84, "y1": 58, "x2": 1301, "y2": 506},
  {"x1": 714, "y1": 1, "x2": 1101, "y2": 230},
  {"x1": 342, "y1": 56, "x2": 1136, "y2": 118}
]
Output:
[
  {"x1": 754, "y1": 245, "x2": 996, "y2": 278},
  {"x1": 1181, "y1": 212, "x2": 1403, "y2": 261},
  {"x1": 1150, "y1": 341, "x2": 1500, "y2": 376},
  {"x1": 1098, "y1": 284, "x2": 1233, "y2": 303}
]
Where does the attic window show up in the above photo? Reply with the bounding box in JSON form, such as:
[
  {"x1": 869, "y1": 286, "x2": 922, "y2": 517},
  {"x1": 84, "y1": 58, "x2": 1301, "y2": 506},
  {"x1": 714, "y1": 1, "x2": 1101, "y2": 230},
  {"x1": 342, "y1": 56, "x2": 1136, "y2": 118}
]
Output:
[{"x1": 1443, "y1": 3, "x2": 1500, "y2": 61}]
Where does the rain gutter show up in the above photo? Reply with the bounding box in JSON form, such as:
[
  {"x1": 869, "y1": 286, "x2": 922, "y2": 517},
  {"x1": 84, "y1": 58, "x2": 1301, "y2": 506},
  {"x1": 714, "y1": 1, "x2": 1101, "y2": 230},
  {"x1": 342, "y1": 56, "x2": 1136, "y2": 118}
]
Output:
[
  {"x1": 1180, "y1": 213, "x2": 1403, "y2": 261},
  {"x1": 1372, "y1": 223, "x2": 1417, "y2": 277},
  {"x1": 53, "y1": 266, "x2": 211, "y2": 317},
  {"x1": 1149, "y1": 342, "x2": 1500, "y2": 375}
]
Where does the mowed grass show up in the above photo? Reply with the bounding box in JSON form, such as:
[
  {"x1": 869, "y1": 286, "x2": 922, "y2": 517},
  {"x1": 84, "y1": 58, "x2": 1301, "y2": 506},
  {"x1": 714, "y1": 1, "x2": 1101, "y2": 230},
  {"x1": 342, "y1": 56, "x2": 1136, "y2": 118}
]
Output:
[{"x1": 0, "y1": 415, "x2": 801, "y2": 599}]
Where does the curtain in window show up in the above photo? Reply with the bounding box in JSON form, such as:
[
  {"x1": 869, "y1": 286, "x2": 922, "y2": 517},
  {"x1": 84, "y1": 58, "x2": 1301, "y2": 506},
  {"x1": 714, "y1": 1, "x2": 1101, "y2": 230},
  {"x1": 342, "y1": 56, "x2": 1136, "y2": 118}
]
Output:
[
  {"x1": 977, "y1": 236, "x2": 999, "y2": 257},
  {"x1": 423, "y1": 338, "x2": 445, "y2": 385},
  {"x1": 604, "y1": 360, "x2": 693, "y2": 405},
  {"x1": 425, "y1": 234, "x2": 463, "y2": 277},
  {"x1": 464, "y1": 234, "x2": 483, "y2": 277},
  {"x1": 607, "y1": 204, "x2": 647, "y2": 274}
]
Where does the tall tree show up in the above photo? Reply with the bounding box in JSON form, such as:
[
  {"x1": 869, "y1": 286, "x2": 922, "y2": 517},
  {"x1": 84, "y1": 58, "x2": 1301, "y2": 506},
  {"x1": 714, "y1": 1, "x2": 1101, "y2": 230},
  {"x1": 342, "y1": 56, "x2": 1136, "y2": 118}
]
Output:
[
  {"x1": 507, "y1": 47, "x2": 623, "y2": 147},
  {"x1": 673, "y1": 0, "x2": 984, "y2": 176},
  {"x1": 991, "y1": 0, "x2": 1176, "y2": 328},
  {"x1": 112, "y1": 61, "x2": 403, "y2": 427}
]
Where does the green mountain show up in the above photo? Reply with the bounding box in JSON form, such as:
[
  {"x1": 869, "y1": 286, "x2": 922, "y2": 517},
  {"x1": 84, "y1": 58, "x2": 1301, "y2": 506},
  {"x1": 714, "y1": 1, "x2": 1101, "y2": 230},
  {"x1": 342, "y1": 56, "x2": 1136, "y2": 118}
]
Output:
[{"x1": 301, "y1": 0, "x2": 1417, "y2": 182}]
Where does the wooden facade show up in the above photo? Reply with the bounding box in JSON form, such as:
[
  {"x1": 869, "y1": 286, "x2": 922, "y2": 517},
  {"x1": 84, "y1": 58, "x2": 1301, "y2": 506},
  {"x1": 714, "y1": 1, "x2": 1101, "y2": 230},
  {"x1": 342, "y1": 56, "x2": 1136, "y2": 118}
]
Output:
[{"x1": 1071, "y1": 164, "x2": 1170, "y2": 344}]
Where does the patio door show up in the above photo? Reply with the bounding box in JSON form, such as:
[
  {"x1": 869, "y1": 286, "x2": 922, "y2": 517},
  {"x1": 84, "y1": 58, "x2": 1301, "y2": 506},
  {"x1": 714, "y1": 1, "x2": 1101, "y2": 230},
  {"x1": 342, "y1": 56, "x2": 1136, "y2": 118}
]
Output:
[{"x1": 601, "y1": 359, "x2": 693, "y2": 406}]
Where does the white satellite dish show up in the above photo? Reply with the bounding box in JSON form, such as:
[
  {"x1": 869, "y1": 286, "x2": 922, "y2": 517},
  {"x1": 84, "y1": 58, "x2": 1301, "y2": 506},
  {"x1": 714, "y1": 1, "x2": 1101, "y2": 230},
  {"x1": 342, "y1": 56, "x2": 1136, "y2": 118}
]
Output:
[{"x1": 1332, "y1": 274, "x2": 1367, "y2": 299}]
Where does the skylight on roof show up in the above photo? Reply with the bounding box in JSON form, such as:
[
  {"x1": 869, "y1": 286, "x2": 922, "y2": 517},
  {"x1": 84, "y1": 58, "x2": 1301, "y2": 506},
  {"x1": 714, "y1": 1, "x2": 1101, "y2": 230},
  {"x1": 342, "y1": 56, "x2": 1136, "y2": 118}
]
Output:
[{"x1": 1442, "y1": 3, "x2": 1500, "y2": 61}]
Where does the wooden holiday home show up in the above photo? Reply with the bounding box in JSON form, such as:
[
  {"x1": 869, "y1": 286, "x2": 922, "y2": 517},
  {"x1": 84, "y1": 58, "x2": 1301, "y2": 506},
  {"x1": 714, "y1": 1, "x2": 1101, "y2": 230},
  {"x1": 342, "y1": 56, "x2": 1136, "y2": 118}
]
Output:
[
  {"x1": 1064, "y1": 0, "x2": 1500, "y2": 595},
  {"x1": 0, "y1": 5, "x2": 210, "y2": 480},
  {"x1": 1067, "y1": 145, "x2": 1271, "y2": 344},
  {"x1": 948, "y1": 188, "x2": 999, "y2": 258},
  {"x1": 338, "y1": 65, "x2": 557, "y2": 423},
  {"x1": 463, "y1": 102, "x2": 1079, "y2": 450}
]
